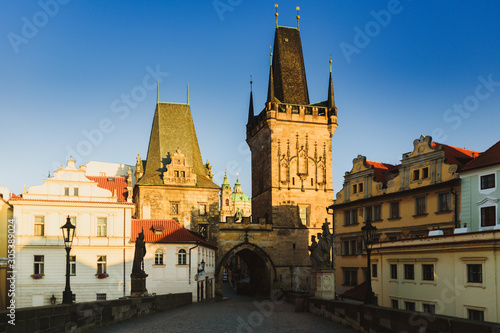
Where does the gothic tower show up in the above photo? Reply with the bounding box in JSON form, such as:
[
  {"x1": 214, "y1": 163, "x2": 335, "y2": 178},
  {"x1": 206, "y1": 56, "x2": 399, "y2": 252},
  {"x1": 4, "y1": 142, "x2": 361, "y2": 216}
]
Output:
[{"x1": 247, "y1": 26, "x2": 338, "y2": 229}]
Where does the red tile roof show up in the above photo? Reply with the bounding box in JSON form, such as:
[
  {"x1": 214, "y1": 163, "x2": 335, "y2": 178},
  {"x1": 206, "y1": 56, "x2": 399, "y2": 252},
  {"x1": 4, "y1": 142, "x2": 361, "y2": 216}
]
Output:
[
  {"x1": 131, "y1": 219, "x2": 217, "y2": 249},
  {"x1": 8, "y1": 198, "x2": 134, "y2": 205},
  {"x1": 86, "y1": 176, "x2": 128, "y2": 202},
  {"x1": 366, "y1": 160, "x2": 395, "y2": 183},
  {"x1": 462, "y1": 140, "x2": 500, "y2": 172},
  {"x1": 431, "y1": 142, "x2": 479, "y2": 169}
]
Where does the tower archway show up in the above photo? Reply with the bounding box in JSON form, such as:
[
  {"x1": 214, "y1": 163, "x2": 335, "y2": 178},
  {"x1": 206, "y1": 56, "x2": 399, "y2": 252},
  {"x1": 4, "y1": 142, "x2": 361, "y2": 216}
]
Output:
[{"x1": 216, "y1": 243, "x2": 277, "y2": 297}]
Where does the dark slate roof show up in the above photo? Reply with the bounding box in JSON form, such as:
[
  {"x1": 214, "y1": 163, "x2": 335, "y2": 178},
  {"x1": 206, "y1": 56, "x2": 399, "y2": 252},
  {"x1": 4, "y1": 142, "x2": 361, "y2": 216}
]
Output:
[
  {"x1": 462, "y1": 140, "x2": 500, "y2": 172},
  {"x1": 139, "y1": 102, "x2": 218, "y2": 189},
  {"x1": 271, "y1": 27, "x2": 309, "y2": 105}
]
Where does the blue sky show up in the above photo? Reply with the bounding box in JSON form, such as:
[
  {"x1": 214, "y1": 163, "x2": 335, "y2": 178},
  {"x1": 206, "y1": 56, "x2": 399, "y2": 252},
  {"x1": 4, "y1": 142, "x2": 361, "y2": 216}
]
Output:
[{"x1": 1, "y1": 1, "x2": 499, "y2": 196}]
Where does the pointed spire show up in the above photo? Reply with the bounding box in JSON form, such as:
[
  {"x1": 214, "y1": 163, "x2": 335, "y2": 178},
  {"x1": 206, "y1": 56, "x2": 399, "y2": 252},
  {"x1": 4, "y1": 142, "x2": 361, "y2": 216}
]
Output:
[
  {"x1": 328, "y1": 59, "x2": 335, "y2": 109},
  {"x1": 248, "y1": 76, "x2": 254, "y2": 125},
  {"x1": 187, "y1": 83, "x2": 190, "y2": 105},
  {"x1": 266, "y1": 51, "x2": 275, "y2": 103},
  {"x1": 275, "y1": 4, "x2": 279, "y2": 27},
  {"x1": 234, "y1": 173, "x2": 242, "y2": 193},
  {"x1": 296, "y1": 6, "x2": 300, "y2": 30},
  {"x1": 156, "y1": 81, "x2": 159, "y2": 105}
]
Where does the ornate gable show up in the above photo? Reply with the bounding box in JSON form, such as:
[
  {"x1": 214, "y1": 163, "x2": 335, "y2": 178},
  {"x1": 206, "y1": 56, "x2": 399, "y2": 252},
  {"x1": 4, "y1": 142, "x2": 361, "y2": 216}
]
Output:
[{"x1": 162, "y1": 148, "x2": 197, "y2": 186}]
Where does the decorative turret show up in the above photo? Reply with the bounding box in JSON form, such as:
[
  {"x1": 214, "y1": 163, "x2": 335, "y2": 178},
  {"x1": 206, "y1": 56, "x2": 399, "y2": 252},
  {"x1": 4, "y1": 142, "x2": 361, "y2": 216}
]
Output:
[
  {"x1": 222, "y1": 170, "x2": 231, "y2": 191},
  {"x1": 234, "y1": 174, "x2": 242, "y2": 193},
  {"x1": 135, "y1": 154, "x2": 143, "y2": 181}
]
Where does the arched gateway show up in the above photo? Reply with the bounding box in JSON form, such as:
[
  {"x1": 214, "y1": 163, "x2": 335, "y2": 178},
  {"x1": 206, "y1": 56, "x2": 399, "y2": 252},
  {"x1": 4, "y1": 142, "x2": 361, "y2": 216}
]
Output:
[{"x1": 216, "y1": 242, "x2": 277, "y2": 297}]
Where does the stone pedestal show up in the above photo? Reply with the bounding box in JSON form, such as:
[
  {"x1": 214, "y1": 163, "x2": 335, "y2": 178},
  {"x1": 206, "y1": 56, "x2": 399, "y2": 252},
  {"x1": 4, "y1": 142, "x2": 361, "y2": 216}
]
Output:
[
  {"x1": 130, "y1": 272, "x2": 148, "y2": 297},
  {"x1": 314, "y1": 270, "x2": 335, "y2": 299}
]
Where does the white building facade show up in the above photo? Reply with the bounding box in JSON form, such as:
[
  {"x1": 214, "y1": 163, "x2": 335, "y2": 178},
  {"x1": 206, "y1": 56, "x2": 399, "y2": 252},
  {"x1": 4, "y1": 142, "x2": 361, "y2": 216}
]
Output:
[
  {"x1": 132, "y1": 219, "x2": 217, "y2": 302},
  {"x1": 10, "y1": 158, "x2": 135, "y2": 307}
]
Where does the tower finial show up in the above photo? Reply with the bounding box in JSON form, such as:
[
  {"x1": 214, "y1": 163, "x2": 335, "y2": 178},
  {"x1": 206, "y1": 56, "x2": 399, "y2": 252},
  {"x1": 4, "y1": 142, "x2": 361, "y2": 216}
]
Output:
[
  {"x1": 250, "y1": 75, "x2": 253, "y2": 92},
  {"x1": 275, "y1": 4, "x2": 279, "y2": 27},
  {"x1": 187, "y1": 83, "x2": 189, "y2": 105},
  {"x1": 329, "y1": 57, "x2": 332, "y2": 73},
  {"x1": 156, "y1": 80, "x2": 159, "y2": 105},
  {"x1": 296, "y1": 6, "x2": 300, "y2": 30}
]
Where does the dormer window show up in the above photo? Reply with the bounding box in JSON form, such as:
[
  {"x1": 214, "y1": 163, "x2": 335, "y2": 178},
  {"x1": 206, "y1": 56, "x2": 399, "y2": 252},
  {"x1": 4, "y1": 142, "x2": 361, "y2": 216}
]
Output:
[
  {"x1": 413, "y1": 167, "x2": 429, "y2": 181},
  {"x1": 352, "y1": 183, "x2": 363, "y2": 194},
  {"x1": 175, "y1": 171, "x2": 179, "y2": 177},
  {"x1": 107, "y1": 177, "x2": 115, "y2": 182},
  {"x1": 154, "y1": 229, "x2": 164, "y2": 235}
]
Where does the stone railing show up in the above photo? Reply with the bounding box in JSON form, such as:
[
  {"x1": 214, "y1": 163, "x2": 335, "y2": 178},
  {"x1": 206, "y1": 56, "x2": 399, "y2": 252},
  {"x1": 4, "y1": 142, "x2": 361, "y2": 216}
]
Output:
[
  {"x1": 307, "y1": 297, "x2": 500, "y2": 333},
  {"x1": 0, "y1": 293, "x2": 191, "y2": 333}
]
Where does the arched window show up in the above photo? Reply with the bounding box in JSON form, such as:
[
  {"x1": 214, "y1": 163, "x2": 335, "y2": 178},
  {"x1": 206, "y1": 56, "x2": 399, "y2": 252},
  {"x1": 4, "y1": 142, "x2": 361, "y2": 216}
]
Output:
[
  {"x1": 155, "y1": 249, "x2": 164, "y2": 265},
  {"x1": 178, "y1": 249, "x2": 187, "y2": 265},
  {"x1": 225, "y1": 198, "x2": 229, "y2": 206}
]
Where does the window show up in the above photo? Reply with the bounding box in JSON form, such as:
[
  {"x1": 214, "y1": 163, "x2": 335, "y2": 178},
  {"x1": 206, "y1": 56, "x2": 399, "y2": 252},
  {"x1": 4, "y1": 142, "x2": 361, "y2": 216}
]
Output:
[
  {"x1": 74, "y1": 188, "x2": 79, "y2": 196},
  {"x1": 365, "y1": 206, "x2": 372, "y2": 221},
  {"x1": 372, "y1": 264, "x2": 377, "y2": 278},
  {"x1": 468, "y1": 309, "x2": 484, "y2": 321},
  {"x1": 174, "y1": 171, "x2": 179, "y2": 177},
  {"x1": 299, "y1": 205, "x2": 309, "y2": 226},
  {"x1": 389, "y1": 202, "x2": 400, "y2": 219},
  {"x1": 181, "y1": 171, "x2": 185, "y2": 177},
  {"x1": 70, "y1": 256, "x2": 76, "y2": 276},
  {"x1": 344, "y1": 209, "x2": 358, "y2": 225},
  {"x1": 391, "y1": 299, "x2": 399, "y2": 309},
  {"x1": 358, "y1": 183, "x2": 363, "y2": 192},
  {"x1": 34, "y1": 216, "x2": 45, "y2": 236},
  {"x1": 352, "y1": 184, "x2": 357, "y2": 194},
  {"x1": 404, "y1": 264, "x2": 414, "y2": 280},
  {"x1": 199, "y1": 224, "x2": 208, "y2": 238},
  {"x1": 481, "y1": 174, "x2": 495, "y2": 190},
  {"x1": 342, "y1": 268, "x2": 358, "y2": 286},
  {"x1": 373, "y1": 205, "x2": 381, "y2": 220},
  {"x1": 171, "y1": 203, "x2": 179, "y2": 215},
  {"x1": 422, "y1": 264, "x2": 434, "y2": 281},
  {"x1": 481, "y1": 206, "x2": 496, "y2": 227},
  {"x1": 154, "y1": 229, "x2": 163, "y2": 235},
  {"x1": 178, "y1": 249, "x2": 187, "y2": 265},
  {"x1": 413, "y1": 169, "x2": 420, "y2": 181},
  {"x1": 422, "y1": 167, "x2": 429, "y2": 179},
  {"x1": 342, "y1": 239, "x2": 358, "y2": 256},
  {"x1": 423, "y1": 303, "x2": 435, "y2": 314},
  {"x1": 34, "y1": 255, "x2": 44, "y2": 274},
  {"x1": 390, "y1": 264, "x2": 398, "y2": 279},
  {"x1": 415, "y1": 196, "x2": 427, "y2": 215},
  {"x1": 199, "y1": 204, "x2": 207, "y2": 216},
  {"x1": 467, "y1": 264, "x2": 482, "y2": 283},
  {"x1": 438, "y1": 192, "x2": 451, "y2": 212},
  {"x1": 155, "y1": 249, "x2": 164, "y2": 265},
  {"x1": 225, "y1": 198, "x2": 229, "y2": 206},
  {"x1": 97, "y1": 256, "x2": 106, "y2": 274},
  {"x1": 64, "y1": 187, "x2": 70, "y2": 196},
  {"x1": 97, "y1": 217, "x2": 107, "y2": 236},
  {"x1": 405, "y1": 301, "x2": 416, "y2": 311},
  {"x1": 96, "y1": 294, "x2": 107, "y2": 301}
]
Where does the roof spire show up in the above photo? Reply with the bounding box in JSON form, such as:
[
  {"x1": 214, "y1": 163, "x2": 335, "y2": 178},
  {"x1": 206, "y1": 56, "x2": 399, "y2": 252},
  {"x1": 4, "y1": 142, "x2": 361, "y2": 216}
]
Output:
[
  {"x1": 187, "y1": 83, "x2": 190, "y2": 105},
  {"x1": 267, "y1": 50, "x2": 275, "y2": 103},
  {"x1": 275, "y1": 4, "x2": 279, "y2": 27},
  {"x1": 156, "y1": 80, "x2": 159, "y2": 105},
  {"x1": 248, "y1": 76, "x2": 254, "y2": 125},
  {"x1": 328, "y1": 59, "x2": 335, "y2": 109},
  {"x1": 296, "y1": 6, "x2": 300, "y2": 30}
]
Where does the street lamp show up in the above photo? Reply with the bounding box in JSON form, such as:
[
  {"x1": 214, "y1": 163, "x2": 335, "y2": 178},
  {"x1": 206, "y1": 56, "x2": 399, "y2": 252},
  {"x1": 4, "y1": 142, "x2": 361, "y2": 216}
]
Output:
[
  {"x1": 361, "y1": 218, "x2": 377, "y2": 305},
  {"x1": 61, "y1": 216, "x2": 75, "y2": 304}
]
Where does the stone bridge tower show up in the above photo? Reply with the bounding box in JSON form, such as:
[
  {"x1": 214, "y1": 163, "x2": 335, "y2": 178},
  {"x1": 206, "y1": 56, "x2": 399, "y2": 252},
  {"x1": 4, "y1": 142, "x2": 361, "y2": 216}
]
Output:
[{"x1": 216, "y1": 20, "x2": 338, "y2": 297}]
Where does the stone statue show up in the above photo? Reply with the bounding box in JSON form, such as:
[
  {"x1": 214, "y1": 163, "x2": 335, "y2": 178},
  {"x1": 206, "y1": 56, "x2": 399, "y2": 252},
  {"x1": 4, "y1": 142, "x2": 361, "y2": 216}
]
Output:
[
  {"x1": 132, "y1": 228, "x2": 146, "y2": 275},
  {"x1": 310, "y1": 221, "x2": 334, "y2": 270},
  {"x1": 308, "y1": 235, "x2": 319, "y2": 270},
  {"x1": 234, "y1": 208, "x2": 243, "y2": 223}
]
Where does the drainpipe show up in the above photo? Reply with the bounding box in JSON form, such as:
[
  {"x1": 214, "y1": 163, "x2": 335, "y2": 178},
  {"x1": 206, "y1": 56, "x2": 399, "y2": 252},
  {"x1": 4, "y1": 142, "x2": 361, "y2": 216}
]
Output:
[{"x1": 189, "y1": 242, "x2": 199, "y2": 284}]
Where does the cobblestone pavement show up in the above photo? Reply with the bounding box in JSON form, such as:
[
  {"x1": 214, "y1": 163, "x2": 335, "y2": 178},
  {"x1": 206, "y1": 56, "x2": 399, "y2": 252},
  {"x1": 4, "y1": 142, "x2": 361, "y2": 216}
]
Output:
[{"x1": 91, "y1": 285, "x2": 355, "y2": 333}]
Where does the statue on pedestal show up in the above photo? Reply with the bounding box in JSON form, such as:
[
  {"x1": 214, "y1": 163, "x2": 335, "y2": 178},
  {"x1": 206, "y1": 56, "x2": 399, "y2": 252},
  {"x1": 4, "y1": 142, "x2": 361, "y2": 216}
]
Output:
[
  {"x1": 310, "y1": 221, "x2": 334, "y2": 270},
  {"x1": 131, "y1": 228, "x2": 148, "y2": 297}
]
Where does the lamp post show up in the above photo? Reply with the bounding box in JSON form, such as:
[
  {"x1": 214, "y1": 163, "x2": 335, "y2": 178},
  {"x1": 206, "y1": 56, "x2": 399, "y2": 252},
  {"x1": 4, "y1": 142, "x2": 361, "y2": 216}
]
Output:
[
  {"x1": 61, "y1": 216, "x2": 75, "y2": 304},
  {"x1": 361, "y1": 218, "x2": 377, "y2": 305}
]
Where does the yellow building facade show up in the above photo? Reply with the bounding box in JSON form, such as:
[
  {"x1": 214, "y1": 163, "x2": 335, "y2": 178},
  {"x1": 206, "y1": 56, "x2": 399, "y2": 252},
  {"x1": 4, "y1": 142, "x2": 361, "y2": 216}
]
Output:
[
  {"x1": 0, "y1": 193, "x2": 12, "y2": 310},
  {"x1": 329, "y1": 135, "x2": 477, "y2": 295},
  {"x1": 371, "y1": 230, "x2": 500, "y2": 322}
]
